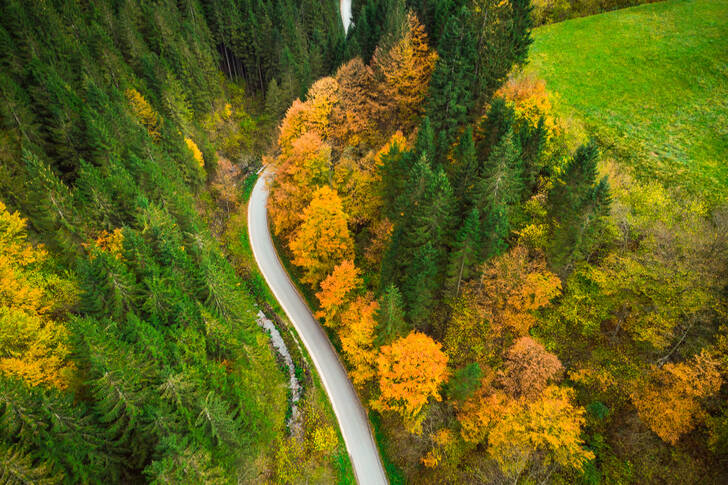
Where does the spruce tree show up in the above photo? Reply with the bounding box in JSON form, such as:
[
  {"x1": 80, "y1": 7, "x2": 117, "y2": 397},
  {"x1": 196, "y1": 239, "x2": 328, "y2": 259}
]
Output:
[
  {"x1": 445, "y1": 207, "x2": 481, "y2": 297},
  {"x1": 425, "y1": 6, "x2": 477, "y2": 157},
  {"x1": 376, "y1": 284, "x2": 409, "y2": 344}
]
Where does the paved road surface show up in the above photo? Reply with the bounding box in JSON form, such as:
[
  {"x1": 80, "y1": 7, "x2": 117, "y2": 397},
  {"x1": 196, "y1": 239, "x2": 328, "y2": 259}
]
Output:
[
  {"x1": 341, "y1": 0, "x2": 352, "y2": 32},
  {"x1": 248, "y1": 171, "x2": 388, "y2": 485}
]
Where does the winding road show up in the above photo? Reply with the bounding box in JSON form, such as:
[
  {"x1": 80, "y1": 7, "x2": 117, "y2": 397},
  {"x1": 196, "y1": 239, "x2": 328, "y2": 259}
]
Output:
[{"x1": 248, "y1": 171, "x2": 388, "y2": 485}]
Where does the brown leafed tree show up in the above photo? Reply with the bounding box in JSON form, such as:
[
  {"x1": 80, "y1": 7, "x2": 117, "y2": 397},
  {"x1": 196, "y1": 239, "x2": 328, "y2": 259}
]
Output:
[
  {"x1": 371, "y1": 12, "x2": 437, "y2": 133},
  {"x1": 499, "y1": 336, "x2": 564, "y2": 400}
]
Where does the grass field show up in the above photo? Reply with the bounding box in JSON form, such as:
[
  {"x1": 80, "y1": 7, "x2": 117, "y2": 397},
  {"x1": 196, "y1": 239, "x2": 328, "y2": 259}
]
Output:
[{"x1": 528, "y1": 0, "x2": 728, "y2": 200}]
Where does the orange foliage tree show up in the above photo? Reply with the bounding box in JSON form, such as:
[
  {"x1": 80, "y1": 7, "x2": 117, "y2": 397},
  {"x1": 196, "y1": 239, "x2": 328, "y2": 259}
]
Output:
[
  {"x1": 371, "y1": 12, "x2": 437, "y2": 132},
  {"x1": 444, "y1": 247, "x2": 561, "y2": 365},
  {"x1": 268, "y1": 131, "x2": 332, "y2": 238},
  {"x1": 289, "y1": 186, "x2": 354, "y2": 287},
  {"x1": 331, "y1": 58, "x2": 381, "y2": 149},
  {"x1": 315, "y1": 259, "x2": 361, "y2": 326},
  {"x1": 631, "y1": 350, "x2": 722, "y2": 444},
  {"x1": 372, "y1": 331, "x2": 449, "y2": 433},
  {"x1": 0, "y1": 201, "x2": 76, "y2": 389}
]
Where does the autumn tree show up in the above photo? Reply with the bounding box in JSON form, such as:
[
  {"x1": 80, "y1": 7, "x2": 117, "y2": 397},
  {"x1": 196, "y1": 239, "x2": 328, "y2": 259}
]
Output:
[
  {"x1": 268, "y1": 131, "x2": 332, "y2": 238},
  {"x1": 315, "y1": 260, "x2": 361, "y2": 327},
  {"x1": 339, "y1": 295, "x2": 380, "y2": 387},
  {"x1": 499, "y1": 336, "x2": 563, "y2": 400},
  {"x1": 371, "y1": 11, "x2": 438, "y2": 133},
  {"x1": 488, "y1": 385, "x2": 594, "y2": 478},
  {"x1": 631, "y1": 351, "x2": 722, "y2": 445},
  {"x1": 125, "y1": 88, "x2": 161, "y2": 139},
  {"x1": 372, "y1": 331, "x2": 449, "y2": 433},
  {"x1": 444, "y1": 246, "x2": 561, "y2": 365},
  {"x1": 331, "y1": 58, "x2": 381, "y2": 149},
  {"x1": 289, "y1": 186, "x2": 354, "y2": 287},
  {"x1": 0, "y1": 201, "x2": 75, "y2": 389}
]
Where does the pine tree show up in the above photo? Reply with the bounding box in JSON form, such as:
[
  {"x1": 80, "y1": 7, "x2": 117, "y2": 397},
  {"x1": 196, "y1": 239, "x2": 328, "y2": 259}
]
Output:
[
  {"x1": 0, "y1": 443, "x2": 60, "y2": 485},
  {"x1": 402, "y1": 241, "x2": 439, "y2": 328},
  {"x1": 445, "y1": 207, "x2": 481, "y2": 297},
  {"x1": 376, "y1": 284, "x2": 408, "y2": 344},
  {"x1": 547, "y1": 141, "x2": 612, "y2": 269},
  {"x1": 425, "y1": 6, "x2": 477, "y2": 157},
  {"x1": 473, "y1": 129, "x2": 523, "y2": 212},
  {"x1": 471, "y1": 0, "x2": 534, "y2": 101},
  {"x1": 476, "y1": 97, "x2": 515, "y2": 167},
  {"x1": 452, "y1": 127, "x2": 478, "y2": 206}
]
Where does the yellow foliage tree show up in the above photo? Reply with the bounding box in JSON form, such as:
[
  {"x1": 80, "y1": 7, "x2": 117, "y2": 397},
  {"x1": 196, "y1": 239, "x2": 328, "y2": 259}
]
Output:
[
  {"x1": 372, "y1": 331, "x2": 449, "y2": 434},
  {"x1": 125, "y1": 88, "x2": 161, "y2": 139},
  {"x1": 289, "y1": 186, "x2": 354, "y2": 287},
  {"x1": 488, "y1": 385, "x2": 594, "y2": 476},
  {"x1": 457, "y1": 371, "x2": 512, "y2": 444},
  {"x1": 184, "y1": 137, "x2": 205, "y2": 168},
  {"x1": 631, "y1": 350, "x2": 722, "y2": 445},
  {"x1": 0, "y1": 201, "x2": 75, "y2": 389},
  {"x1": 495, "y1": 75, "x2": 560, "y2": 139},
  {"x1": 339, "y1": 295, "x2": 379, "y2": 387}
]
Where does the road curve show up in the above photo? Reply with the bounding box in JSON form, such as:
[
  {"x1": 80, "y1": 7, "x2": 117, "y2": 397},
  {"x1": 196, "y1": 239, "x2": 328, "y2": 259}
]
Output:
[{"x1": 248, "y1": 170, "x2": 388, "y2": 485}]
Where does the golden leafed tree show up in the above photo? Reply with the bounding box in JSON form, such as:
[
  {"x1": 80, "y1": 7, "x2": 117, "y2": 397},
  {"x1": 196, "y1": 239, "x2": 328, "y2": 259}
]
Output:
[
  {"x1": 125, "y1": 88, "x2": 161, "y2": 139},
  {"x1": 631, "y1": 350, "x2": 722, "y2": 444},
  {"x1": 315, "y1": 259, "x2": 361, "y2": 326},
  {"x1": 0, "y1": 201, "x2": 76, "y2": 389},
  {"x1": 372, "y1": 331, "x2": 449, "y2": 433},
  {"x1": 268, "y1": 131, "x2": 332, "y2": 238},
  {"x1": 487, "y1": 385, "x2": 594, "y2": 476},
  {"x1": 339, "y1": 295, "x2": 379, "y2": 387},
  {"x1": 289, "y1": 186, "x2": 354, "y2": 287}
]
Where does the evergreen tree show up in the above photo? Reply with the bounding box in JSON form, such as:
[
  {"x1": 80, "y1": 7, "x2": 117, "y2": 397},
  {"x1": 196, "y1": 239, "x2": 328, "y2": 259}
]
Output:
[
  {"x1": 425, "y1": 7, "x2": 477, "y2": 156},
  {"x1": 376, "y1": 284, "x2": 409, "y2": 344},
  {"x1": 452, "y1": 126, "x2": 478, "y2": 207},
  {"x1": 547, "y1": 141, "x2": 612, "y2": 269},
  {"x1": 471, "y1": 0, "x2": 534, "y2": 101},
  {"x1": 402, "y1": 241, "x2": 439, "y2": 328},
  {"x1": 445, "y1": 207, "x2": 481, "y2": 297}
]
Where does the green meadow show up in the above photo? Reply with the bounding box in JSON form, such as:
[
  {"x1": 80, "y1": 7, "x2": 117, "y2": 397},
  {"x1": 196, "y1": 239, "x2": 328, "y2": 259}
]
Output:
[{"x1": 528, "y1": 0, "x2": 728, "y2": 199}]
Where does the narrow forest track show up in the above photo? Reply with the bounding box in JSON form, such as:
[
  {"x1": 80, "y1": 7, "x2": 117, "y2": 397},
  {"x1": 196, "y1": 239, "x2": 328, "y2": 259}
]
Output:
[{"x1": 248, "y1": 171, "x2": 388, "y2": 485}]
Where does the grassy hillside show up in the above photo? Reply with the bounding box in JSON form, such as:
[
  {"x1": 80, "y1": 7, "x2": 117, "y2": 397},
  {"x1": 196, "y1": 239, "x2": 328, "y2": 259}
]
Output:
[{"x1": 528, "y1": 0, "x2": 728, "y2": 200}]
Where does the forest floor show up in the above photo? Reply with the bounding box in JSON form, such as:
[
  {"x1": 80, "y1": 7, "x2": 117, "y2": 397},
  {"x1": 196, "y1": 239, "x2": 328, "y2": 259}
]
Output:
[{"x1": 527, "y1": 0, "x2": 728, "y2": 202}]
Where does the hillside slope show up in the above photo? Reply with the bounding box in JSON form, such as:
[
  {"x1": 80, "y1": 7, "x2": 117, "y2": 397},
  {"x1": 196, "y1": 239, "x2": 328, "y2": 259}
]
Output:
[{"x1": 529, "y1": 0, "x2": 728, "y2": 199}]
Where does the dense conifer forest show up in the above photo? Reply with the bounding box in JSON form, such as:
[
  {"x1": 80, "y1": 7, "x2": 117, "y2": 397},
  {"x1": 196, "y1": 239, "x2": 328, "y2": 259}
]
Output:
[{"x1": 0, "y1": 0, "x2": 726, "y2": 484}]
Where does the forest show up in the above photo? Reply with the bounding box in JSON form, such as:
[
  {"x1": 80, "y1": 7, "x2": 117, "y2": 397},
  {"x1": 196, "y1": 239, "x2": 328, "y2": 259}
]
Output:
[
  {"x1": 267, "y1": 0, "x2": 728, "y2": 483},
  {"x1": 0, "y1": 0, "x2": 726, "y2": 484}
]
